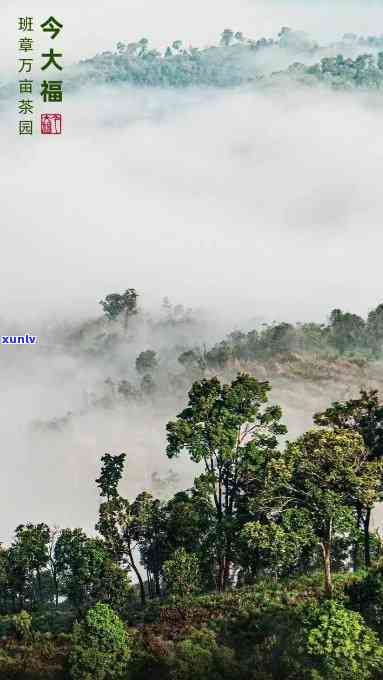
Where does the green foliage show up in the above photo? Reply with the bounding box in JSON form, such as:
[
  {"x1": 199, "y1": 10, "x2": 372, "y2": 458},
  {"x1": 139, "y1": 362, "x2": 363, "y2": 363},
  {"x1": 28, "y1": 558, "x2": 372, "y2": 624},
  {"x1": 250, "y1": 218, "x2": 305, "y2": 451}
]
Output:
[
  {"x1": 91, "y1": 559, "x2": 134, "y2": 615},
  {"x1": 300, "y1": 600, "x2": 383, "y2": 679},
  {"x1": 328, "y1": 309, "x2": 366, "y2": 354},
  {"x1": 229, "y1": 598, "x2": 383, "y2": 680},
  {"x1": 168, "y1": 627, "x2": 237, "y2": 680},
  {"x1": 58, "y1": 29, "x2": 383, "y2": 94},
  {"x1": 273, "y1": 51, "x2": 383, "y2": 90},
  {"x1": 54, "y1": 529, "x2": 111, "y2": 612},
  {"x1": 69, "y1": 603, "x2": 132, "y2": 680},
  {"x1": 0, "y1": 615, "x2": 14, "y2": 638},
  {"x1": 12, "y1": 610, "x2": 33, "y2": 641},
  {"x1": 166, "y1": 373, "x2": 286, "y2": 590},
  {"x1": 96, "y1": 496, "x2": 147, "y2": 606},
  {"x1": 314, "y1": 389, "x2": 383, "y2": 462},
  {"x1": 3, "y1": 577, "x2": 383, "y2": 680},
  {"x1": 366, "y1": 304, "x2": 383, "y2": 356},
  {"x1": 6, "y1": 313, "x2": 383, "y2": 680},
  {"x1": 161, "y1": 490, "x2": 216, "y2": 591},
  {"x1": 5, "y1": 28, "x2": 383, "y2": 103},
  {"x1": 315, "y1": 389, "x2": 383, "y2": 567},
  {"x1": 96, "y1": 453, "x2": 126, "y2": 501},
  {"x1": 204, "y1": 321, "x2": 324, "y2": 368},
  {"x1": 242, "y1": 509, "x2": 316, "y2": 577},
  {"x1": 262, "y1": 429, "x2": 383, "y2": 595},
  {"x1": 346, "y1": 565, "x2": 383, "y2": 635},
  {"x1": 130, "y1": 492, "x2": 165, "y2": 599},
  {"x1": 69, "y1": 33, "x2": 265, "y2": 90},
  {"x1": 99, "y1": 289, "x2": 138, "y2": 323},
  {"x1": 6, "y1": 523, "x2": 51, "y2": 609},
  {"x1": 0, "y1": 649, "x2": 19, "y2": 676},
  {"x1": 203, "y1": 302, "x2": 383, "y2": 368},
  {"x1": 178, "y1": 350, "x2": 206, "y2": 373},
  {"x1": 31, "y1": 607, "x2": 76, "y2": 635},
  {"x1": 163, "y1": 548, "x2": 200, "y2": 598}
]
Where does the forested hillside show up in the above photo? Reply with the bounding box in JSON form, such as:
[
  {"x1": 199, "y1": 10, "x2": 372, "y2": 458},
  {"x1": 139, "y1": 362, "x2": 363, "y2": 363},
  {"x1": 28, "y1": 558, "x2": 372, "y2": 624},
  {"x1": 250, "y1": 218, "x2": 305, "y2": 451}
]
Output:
[
  {"x1": 68, "y1": 29, "x2": 383, "y2": 91},
  {"x1": 29, "y1": 292, "x2": 383, "y2": 437},
  {"x1": 2, "y1": 291, "x2": 383, "y2": 678},
  {"x1": 3, "y1": 27, "x2": 383, "y2": 100}
]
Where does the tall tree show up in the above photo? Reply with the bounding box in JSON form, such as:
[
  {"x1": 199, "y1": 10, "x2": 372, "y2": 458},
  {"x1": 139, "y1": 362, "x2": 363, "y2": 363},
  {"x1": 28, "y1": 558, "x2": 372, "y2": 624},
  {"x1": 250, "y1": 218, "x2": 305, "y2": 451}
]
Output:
[
  {"x1": 327, "y1": 308, "x2": 365, "y2": 354},
  {"x1": 54, "y1": 529, "x2": 108, "y2": 613},
  {"x1": 0, "y1": 547, "x2": 11, "y2": 613},
  {"x1": 95, "y1": 453, "x2": 147, "y2": 605},
  {"x1": 162, "y1": 490, "x2": 216, "y2": 590},
  {"x1": 262, "y1": 429, "x2": 382, "y2": 596},
  {"x1": 9, "y1": 524, "x2": 50, "y2": 606},
  {"x1": 96, "y1": 497, "x2": 146, "y2": 606},
  {"x1": 166, "y1": 373, "x2": 287, "y2": 591},
  {"x1": 96, "y1": 453, "x2": 126, "y2": 501},
  {"x1": 131, "y1": 492, "x2": 165, "y2": 598},
  {"x1": 366, "y1": 303, "x2": 383, "y2": 356},
  {"x1": 314, "y1": 389, "x2": 383, "y2": 567}
]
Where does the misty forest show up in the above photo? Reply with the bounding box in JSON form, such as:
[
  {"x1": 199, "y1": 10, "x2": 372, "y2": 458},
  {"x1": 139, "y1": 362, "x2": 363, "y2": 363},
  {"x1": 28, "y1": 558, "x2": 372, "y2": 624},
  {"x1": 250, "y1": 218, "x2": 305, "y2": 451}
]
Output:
[
  {"x1": 1, "y1": 288, "x2": 383, "y2": 679},
  {"x1": 3, "y1": 9, "x2": 383, "y2": 680}
]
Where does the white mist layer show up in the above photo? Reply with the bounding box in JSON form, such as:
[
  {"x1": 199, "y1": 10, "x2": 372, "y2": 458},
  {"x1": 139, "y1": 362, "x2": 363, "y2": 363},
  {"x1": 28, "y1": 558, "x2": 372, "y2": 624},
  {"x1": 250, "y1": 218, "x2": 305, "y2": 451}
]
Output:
[{"x1": 2, "y1": 84, "x2": 383, "y2": 323}]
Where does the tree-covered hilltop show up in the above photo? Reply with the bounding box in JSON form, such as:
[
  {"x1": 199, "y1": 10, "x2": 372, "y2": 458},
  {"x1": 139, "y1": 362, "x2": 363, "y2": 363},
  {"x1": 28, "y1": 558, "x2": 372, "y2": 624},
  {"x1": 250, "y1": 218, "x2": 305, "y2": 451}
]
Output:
[
  {"x1": 67, "y1": 28, "x2": 383, "y2": 91},
  {"x1": 29, "y1": 292, "x2": 383, "y2": 434},
  {"x1": 204, "y1": 304, "x2": 383, "y2": 366},
  {"x1": 2, "y1": 375, "x2": 383, "y2": 678},
  {"x1": 3, "y1": 28, "x2": 383, "y2": 100},
  {"x1": 273, "y1": 51, "x2": 383, "y2": 90}
]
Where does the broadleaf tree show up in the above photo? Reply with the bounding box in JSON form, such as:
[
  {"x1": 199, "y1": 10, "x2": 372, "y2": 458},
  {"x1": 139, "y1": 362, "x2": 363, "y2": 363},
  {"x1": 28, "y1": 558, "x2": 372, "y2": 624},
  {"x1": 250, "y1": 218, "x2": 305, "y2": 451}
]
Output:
[
  {"x1": 166, "y1": 373, "x2": 287, "y2": 591},
  {"x1": 314, "y1": 389, "x2": 383, "y2": 567},
  {"x1": 261, "y1": 429, "x2": 383, "y2": 596}
]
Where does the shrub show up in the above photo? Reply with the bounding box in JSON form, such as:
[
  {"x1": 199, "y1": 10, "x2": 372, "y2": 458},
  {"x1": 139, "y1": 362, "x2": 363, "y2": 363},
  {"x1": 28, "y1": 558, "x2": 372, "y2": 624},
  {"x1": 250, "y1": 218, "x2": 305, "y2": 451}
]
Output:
[
  {"x1": 0, "y1": 649, "x2": 18, "y2": 675},
  {"x1": 0, "y1": 615, "x2": 14, "y2": 638},
  {"x1": 299, "y1": 600, "x2": 383, "y2": 679},
  {"x1": 168, "y1": 627, "x2": 237, "y2": 680},
  {"x1": 346, "y1": 566, "x2": 383, "y2": 635},
  {"x1": 12, "y1": 610, "x2": 33, "y2": 642},
  {"x1": 68, "y1": 602, "x2": 132, "y2": 680},
  {"x1": 233, "y1": 599, "x2": 383, "y2": 680}
]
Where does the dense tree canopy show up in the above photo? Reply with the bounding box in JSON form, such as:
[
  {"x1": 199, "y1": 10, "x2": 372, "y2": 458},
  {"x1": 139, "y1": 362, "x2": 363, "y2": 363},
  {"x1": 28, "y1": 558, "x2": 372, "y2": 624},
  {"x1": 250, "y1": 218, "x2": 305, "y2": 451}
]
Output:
[
  {"x1": 2, "y1": 371, "x2": 383, "y2": 679},
  {"x1": 166, "y1": 374, "x2": 287, "y2": 590},
  {"x1": 259, "y1": 429, "x2": 383, "y2": 595}
]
